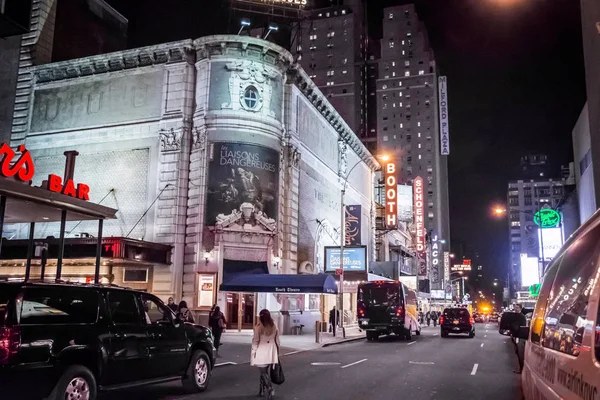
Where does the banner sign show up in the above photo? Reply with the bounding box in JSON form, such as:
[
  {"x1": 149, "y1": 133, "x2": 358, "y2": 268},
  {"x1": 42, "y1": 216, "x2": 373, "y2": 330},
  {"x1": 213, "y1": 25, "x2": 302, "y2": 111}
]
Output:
[
  {"x1": 397, "y1": 184, "x2": 413, "y2": 222},
  {"x1": 430, "y1": 234, "x2": 441, "y2": 284},
  {"x1": 345, "y1": 205, "x2": 362, "y2": 246},
  {"x1": 384, "y1": 162, "x2": 398, "y2": 229},
  {"x1": 413, "y1": 177, "x2": 425, "y2": 253},
  {"x1": 443, "y1": 251, "x2": 450, "y2": 284},
  {"x1": 451, "y1": 264, "x2": 471, "y2": 272},
  {"x1": 438, "y1": 76, "x2": 450, "y2": 155},
  {"x1": 417, "y1": 253, "x2": 427, "y2": 279},
  {"x1": 324, "y1": 246, "x2": 367, "y2": 272},
  {"x1": 205, "y1": 142, "x2": 279, "y2": 226}
]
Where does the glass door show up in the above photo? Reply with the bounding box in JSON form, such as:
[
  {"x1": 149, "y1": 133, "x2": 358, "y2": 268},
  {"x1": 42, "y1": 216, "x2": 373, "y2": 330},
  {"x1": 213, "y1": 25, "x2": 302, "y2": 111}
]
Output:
[{"x1": 242, "y1": 294, "x2": 255, "y2": 329}]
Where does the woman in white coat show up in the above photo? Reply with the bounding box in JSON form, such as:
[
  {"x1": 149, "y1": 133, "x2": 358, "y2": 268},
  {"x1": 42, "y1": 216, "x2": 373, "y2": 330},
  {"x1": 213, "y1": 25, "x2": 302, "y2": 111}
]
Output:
[{"x1": 251, "y1": 309, "x2": 280, "y2": 399}]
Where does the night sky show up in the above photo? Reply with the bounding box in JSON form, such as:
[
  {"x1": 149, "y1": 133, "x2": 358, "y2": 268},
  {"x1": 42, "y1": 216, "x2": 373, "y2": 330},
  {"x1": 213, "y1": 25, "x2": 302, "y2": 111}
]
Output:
[{"x1": 108, "y1": 0, "x2": 586, "y2": 283}]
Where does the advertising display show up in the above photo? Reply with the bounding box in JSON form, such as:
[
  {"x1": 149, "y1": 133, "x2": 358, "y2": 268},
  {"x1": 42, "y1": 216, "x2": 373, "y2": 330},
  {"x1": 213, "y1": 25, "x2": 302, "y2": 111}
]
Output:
[
  {"x1": 538, "y1": 227, "x2": 563, "y2": 261},
  {"x1": 233, "y1": 0, "x2": 307, "y2": 8},
  {"x1": 197, "y1": 275, "x2": 215, "y2": 308},
  {"x1": 534, "y1": 209, "x2": 561, "y2": 228},
  {"x1": 430, "y1": 234, "x2": 441, "y2": 284},
  {"x1": 431, "y1": 289, "x2": 445, "y2": 299},
  {"x1": 325, "y1": 246, "x2": 367, "y2": 272},
  {"x1": 443, "y1": 251, "x2": 450, "y2": 289},
  {"x1": 384, "y1": 162, "x2": 398, "y2": 229},
  {"x1": 451, "y1": 264, "x2": 472, "y2": 272},
  {"x1": 413, "y1": 177, "x2": 425, "y2": 253},
  {"x1": 205, "y1": 142, "x2": 279, "y2": 226},
  {"x1": 397, "y1": 184, "x2": 413, "y2": 222},
  {"x1": 398, "y1": 275, "x2": 418, "y2": 291},
  {"x1": 438, "y1": 76, "x2": 450, "y2": 155},
  {"x1": 520, "y1": 254, "x2": 540, "y2": 287},
  {"x1": 345, "y1": 205, "x2": 362, "y2": 246}
]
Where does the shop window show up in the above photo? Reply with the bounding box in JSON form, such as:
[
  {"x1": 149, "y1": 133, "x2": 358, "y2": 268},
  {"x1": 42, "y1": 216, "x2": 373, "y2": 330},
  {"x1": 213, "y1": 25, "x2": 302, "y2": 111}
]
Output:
[
  {"x1": 198, "y1": 274, "x2": 216, "y2": 308},
  {"x1": 542, "y1": 225, "x2": 600, "y2": 356},
  {"x1": 123, "y1": 269, "x2": 148, "y2": 283}
]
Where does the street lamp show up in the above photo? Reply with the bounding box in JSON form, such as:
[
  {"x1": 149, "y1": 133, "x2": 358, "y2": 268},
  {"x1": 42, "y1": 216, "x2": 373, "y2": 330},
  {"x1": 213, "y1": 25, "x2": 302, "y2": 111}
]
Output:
[{"x1": 337, "y1": 153, "x2": 387, "y2": 337}]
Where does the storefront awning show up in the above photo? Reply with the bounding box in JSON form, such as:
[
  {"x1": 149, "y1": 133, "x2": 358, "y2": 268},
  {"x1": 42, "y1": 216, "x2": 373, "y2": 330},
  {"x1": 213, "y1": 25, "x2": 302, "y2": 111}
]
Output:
[{"x1": 220, "y1": 273, "x2": 338, "y2": 294}]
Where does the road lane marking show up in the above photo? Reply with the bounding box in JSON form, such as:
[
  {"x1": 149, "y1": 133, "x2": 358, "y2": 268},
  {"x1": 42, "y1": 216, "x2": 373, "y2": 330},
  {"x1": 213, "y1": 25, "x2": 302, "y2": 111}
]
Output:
[
  {"x1": 284, "y1": 350, "x2": 304, "y2": 356},
  {"x1": 311, "y1": 362, "x2": 341, "y2": 366},
  {"x1": 409, "y1": 361, "x2": 435, "y2": 365},
  {"x1": 481, "y1": 343, "x2": 484, "y2": 348},
  {"x1": 471, "y1": 363, "x2": 479, "y2": 375},
  {"x1": 341, "y1": 359, "x2": 367, "y2": 369},
  {"x1": 433, "y1": 333, "x2": 438, "y2": 336},
  {"x1": 484, "y1": 335, "x2": 487, "y2": 338},
  {"x1": 407, "y1": 341, "x2": 417, "y2": 346},
  {"x1": 215, "y1": 362, "x2": 237, "y2": 367}
]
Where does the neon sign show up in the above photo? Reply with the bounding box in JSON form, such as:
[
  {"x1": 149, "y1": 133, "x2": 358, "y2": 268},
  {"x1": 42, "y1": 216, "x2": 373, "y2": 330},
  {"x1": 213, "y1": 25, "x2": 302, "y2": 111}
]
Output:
[
  {"x1": 384, "y1": 162, "x2": 397, "y2": 229},
  {"x1": 0, "y1": 144, "x2": 35, "y2": 182},
  {"x1": 48, "y1": 174, "x2": 90, "y2": 200},
  {"x1": 413, "y1": 176, "x2": 425, "y2": 253},
  {"x1": 534, "y1": 209, "x2": 561, "y2": 228}
]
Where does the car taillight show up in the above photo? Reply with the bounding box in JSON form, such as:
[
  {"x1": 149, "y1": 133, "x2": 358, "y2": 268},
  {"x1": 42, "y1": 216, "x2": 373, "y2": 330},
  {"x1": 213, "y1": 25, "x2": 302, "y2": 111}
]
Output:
[
  {"x1": 358, "y1": 304, "x2": 365, "y2": 317},
  {"x1": 439, "y1": 316, "x2": 444, "y2": 324},
  {"x1": 469, "y1": 317, "x2": 474, "y2": 325},
  {"x1": 0, "y1": 326, "x2": 20, "y2": 365},
  {"x1": 396, "y1": 307, "x2": 403, "y2": 316}
]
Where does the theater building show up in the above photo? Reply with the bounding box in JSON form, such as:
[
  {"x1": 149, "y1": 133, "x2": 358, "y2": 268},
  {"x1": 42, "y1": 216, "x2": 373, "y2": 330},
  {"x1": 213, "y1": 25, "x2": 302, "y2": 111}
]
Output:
[{"x1": 3, "y1": 35, "x2": 379, "y2": 332}]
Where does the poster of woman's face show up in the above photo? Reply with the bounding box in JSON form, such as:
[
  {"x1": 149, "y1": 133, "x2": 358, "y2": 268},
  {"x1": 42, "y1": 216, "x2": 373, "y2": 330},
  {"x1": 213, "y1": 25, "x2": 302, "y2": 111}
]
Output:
[{"x1": 205, "y1": 142, "x2": 280, "y2": 226}]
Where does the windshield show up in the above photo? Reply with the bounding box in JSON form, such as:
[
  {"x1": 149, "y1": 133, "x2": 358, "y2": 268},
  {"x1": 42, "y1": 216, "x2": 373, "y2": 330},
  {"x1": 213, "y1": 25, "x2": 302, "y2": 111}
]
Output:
[
  {"x1": 359, "y1": 286, "x2": 399, "y2": 307},
  {"x1": 444, "y1": 309, "x2": 470, "y2": 319}
]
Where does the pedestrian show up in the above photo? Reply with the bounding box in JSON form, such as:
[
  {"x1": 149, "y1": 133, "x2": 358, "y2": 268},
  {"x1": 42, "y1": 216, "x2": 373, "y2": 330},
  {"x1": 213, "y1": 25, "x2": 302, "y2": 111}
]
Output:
[
  {"x1": 432, "y1": 311, "x2": 438, "y2": 327},
  {"x1": 329, "y1": 306, "x2": 340, "y2": 336},
  {"x1": 426, "y1": 311, "x2": 431, "y2": 327},
  {"x1": 177, "y1": 300, "x2": 195, "y2": 324},
  {"x1": 418, "y1": 309, "x2": 424, "y2": 324},
  {"x1": 167, "y1": 297, "x2": 178, "y2": 313},
  {"x1": 510, "y1": 304, "x2": 527, "y2": 374},
  {"x1": 251, "y1": 309, "x2": 280, "y2": 399},
  {"x1": 209, "y1": 305, "x2": 227, "y2": 356}
]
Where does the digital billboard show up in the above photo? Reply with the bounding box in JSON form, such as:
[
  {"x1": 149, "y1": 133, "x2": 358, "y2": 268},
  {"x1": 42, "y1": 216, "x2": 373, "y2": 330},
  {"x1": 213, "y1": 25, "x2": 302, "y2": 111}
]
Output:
[
  {"x1": 325, "y1": 246, "x2": 367, "y2": 272},
  {"x1": 399, "y1": 276, "x2": 418, "y2": 291},
  {"x1": 205, "y1": 142, "x2": 279, "y2": 226},
  {"x1": 520, "y1": 254, "x2": 539, "y2": 287},
  {"x1": 538, "y1": 227, "x2": 563, "y2": 261}
]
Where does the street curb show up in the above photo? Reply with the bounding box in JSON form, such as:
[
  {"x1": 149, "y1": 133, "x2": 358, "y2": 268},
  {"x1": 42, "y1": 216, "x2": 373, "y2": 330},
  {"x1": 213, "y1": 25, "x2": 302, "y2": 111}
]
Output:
[{"x1": 321, "y1": 336, "x2": 364, "y2": 347}]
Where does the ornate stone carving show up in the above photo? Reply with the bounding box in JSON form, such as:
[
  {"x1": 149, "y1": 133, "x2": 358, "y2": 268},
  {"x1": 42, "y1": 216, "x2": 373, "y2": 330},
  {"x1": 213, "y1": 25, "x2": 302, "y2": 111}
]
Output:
[
  {"x1": 215, "y1": 203, "x2": 276, "y2": 233},
  {"x1": 192, "y1": 126, "x2": 207, "y2": 150},
  {"x1": 159, "y1": 128, "x2": 182, "y2": 152},
  {"x1": 338, "y1": 140, "x2": 348, "y2": 182},
  {"x1": 221, "y1": 61, "x2": 278, "y2": 117},
  {"x1": 288, "y1": 145, "x2": 301, "y2": 168}
]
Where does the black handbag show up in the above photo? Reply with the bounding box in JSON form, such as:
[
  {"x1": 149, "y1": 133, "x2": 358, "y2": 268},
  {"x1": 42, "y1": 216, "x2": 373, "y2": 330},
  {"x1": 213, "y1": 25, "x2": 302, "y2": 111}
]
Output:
[{"x1": 270, "y1": 343, "x2": 285, "y2": 385}]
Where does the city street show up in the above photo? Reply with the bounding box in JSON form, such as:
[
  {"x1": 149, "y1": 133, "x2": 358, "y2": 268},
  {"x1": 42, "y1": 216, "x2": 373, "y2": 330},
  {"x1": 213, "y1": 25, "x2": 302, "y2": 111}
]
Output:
[{"x1": 102, "y1": 324, "x2": 523, "y2": 400}]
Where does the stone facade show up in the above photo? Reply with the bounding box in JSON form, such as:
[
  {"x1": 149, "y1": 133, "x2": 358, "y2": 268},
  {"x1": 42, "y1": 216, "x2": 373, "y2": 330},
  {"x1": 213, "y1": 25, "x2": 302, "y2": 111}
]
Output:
[{"x1": 6, "y1": 35, "x2": 379, "y2": 327}]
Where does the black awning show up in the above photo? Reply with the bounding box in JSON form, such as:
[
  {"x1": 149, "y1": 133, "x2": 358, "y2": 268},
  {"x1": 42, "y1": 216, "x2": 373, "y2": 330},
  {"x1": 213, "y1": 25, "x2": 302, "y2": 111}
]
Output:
[{"x1": 220, "y1": 273, "x2": 338, "y2": 294}]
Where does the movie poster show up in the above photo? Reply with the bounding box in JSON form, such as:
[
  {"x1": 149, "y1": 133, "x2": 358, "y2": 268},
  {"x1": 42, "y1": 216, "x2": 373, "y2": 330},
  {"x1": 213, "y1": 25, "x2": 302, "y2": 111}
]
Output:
[{"x1": 205, "y1": 142, "x2": 280, "y2": 226}]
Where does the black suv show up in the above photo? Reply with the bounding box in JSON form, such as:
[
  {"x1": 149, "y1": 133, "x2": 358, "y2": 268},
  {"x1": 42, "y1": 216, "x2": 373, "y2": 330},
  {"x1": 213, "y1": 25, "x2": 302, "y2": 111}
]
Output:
[
  {"x1": 0, "y1": 281, "x2": 216, "y2": 400},
  {"x1": 440, "y1": 307, "x2": 475, "y2": 338}
]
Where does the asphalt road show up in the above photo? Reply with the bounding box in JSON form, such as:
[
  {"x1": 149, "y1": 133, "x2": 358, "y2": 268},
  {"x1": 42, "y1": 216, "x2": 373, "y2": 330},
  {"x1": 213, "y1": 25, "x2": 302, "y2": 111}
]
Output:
[{"x1": 101, "y1": 323, "x2": 523, "y2": 400}]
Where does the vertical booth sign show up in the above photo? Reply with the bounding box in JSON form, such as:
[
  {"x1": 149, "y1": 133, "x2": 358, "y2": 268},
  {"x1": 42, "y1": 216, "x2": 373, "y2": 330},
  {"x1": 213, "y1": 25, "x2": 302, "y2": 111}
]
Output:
[{"x1": 384, "y1": 162, "x2": 397, "y2": 229}]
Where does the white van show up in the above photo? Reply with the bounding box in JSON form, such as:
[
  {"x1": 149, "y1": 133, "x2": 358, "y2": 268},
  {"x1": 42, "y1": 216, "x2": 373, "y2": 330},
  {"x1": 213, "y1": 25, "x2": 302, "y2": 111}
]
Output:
[{"x1": 520, "y1": 213, "x2": 600, "y2": 400}]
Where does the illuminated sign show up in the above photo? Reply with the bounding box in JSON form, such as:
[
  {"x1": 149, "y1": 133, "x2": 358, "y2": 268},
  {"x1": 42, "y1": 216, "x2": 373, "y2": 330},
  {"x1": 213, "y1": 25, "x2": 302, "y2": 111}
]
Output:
[
  {"x1": 463, "y1": 259, "x2": 471, "y2": 265},
  {"x1": 234, "y1": 0, "x2": 307, "y2": 8},
  {"x1": 0, "y1": 143, "x2": 91, "y2": 201},
  {"x1": 438, "y1": 76, "x2": 450, "y2": 155},
  {"x1": 520, "y1": 254, "x2": 539, "y2": 287},
  {"x1": 538, "y1": 227, "x2": 563, "y2": 261},
  {"x1": 413, "y1": 176, "x2": 425, "y2": 253},
  {"x1": 443, "y1": 251, "x2": 450, "y2": 288},
  {"x1": 0, "y1": 143, "x2": 35, "y2": 182},
  {"x1": 451, "y1": 264, "x2": 471, "y2": 272},
  {"x1": 534, "y1": 209, "x2": 561, "y2": 228},
  {"x1": 431, "y1": 234, "x2": 441, "y2": 283},
  {"x1": 385, "y1": 162, "x2": 397, "y2": 229},
  {"x1": 529, "y1": 284, "x2": 541, "y2": 298},
  {"x1": 325, "y1": 246, "x2": 367, "y2": 272}
]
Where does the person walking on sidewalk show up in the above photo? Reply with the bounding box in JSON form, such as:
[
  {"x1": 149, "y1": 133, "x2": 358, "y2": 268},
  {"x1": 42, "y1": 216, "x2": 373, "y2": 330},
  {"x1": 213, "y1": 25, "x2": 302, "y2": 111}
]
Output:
[
  {"x1": 426, "y1": 311, "x2": 431, "y2": 327},
  {"x1": 329, "y1": 306, "x2": 340, "y2": 336},
  {"x1": 251, "y1": 309, "x2": 280, "y2": 399},
  {"x1": 177, "y1": 301, "x2": 195, "y2": 324},
  {"x1": 510, "y1": 304, "x2": 527, "y2": 374},
  {"x1": 209, "y1": 305, "x2": 227, "y2": 356},
  {"x1": 432, "y1": 310, "x2": 438, "y2": 327},
  {"x1": 167, "y1": 297, "x2": 178, "y2": 313}
]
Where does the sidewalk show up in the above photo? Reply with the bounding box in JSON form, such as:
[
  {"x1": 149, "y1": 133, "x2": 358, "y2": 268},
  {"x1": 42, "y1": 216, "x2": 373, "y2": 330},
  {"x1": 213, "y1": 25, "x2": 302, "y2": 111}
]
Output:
[{"x1": 215, "y1": 326, "x2": 364, "y2": 366}]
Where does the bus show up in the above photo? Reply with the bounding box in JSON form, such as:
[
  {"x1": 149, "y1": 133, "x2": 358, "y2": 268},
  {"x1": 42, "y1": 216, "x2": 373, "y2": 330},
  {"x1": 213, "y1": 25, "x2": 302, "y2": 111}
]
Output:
[{"x1": 357, "y1": 280, "x2": 421, "y2": 341}]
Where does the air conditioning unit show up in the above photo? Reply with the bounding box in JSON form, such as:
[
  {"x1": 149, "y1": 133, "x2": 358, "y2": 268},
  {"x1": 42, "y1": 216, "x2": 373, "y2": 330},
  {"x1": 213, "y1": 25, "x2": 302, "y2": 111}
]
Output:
[
  {"x1": 0, "y1": 0, "x2": 31, "y2": 38},
  {"x1": 298, "y1": 261, "x2": 314, "y2": 275}
]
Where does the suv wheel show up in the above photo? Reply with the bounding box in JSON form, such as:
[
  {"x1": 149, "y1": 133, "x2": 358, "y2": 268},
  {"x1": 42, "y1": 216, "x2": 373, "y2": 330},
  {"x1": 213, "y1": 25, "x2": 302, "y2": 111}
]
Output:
[
  {"x1": 469, "y1": 331, "x2": 475, "y2": 338},
  {"x1": 49, "y1": 365, "x2": 97, "y2": 400},
  {"x1": 183, "y1": 350, "x2": 211, "y2": 393}
]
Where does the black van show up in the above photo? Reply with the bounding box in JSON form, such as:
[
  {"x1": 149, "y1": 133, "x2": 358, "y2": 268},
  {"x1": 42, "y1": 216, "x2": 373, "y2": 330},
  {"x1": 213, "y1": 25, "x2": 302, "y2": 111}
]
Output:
[
  {"x1": 357, "y1": 281, "x2": 421, "y2": 341},
  {"x1": 0, "y1": 281, "x2": 216, "y2": 400}
]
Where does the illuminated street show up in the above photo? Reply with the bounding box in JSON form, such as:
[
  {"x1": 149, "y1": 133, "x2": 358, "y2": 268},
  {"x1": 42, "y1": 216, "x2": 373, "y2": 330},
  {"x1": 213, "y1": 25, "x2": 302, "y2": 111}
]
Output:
[{"x1": 101, "y1": 325, "x2": 522, "y2": 400}]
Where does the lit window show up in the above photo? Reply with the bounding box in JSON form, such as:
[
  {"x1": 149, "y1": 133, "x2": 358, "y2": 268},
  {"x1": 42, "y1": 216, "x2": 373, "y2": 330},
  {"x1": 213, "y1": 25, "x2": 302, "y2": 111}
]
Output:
[
  {"x1": 382, "y1": 84, "x2": 388, "y2": 90},
  {"x1": 243, "y1": 86, "x2": 259, "y2": 109},
  {"x1": 393, "y1": 103, "x2": 396, "y2": 108},
  {"x1": 383, "y1": 135, "x2": 389, "y2": 142},
  {"x1": 309, "y1": 74, "x2": 316, "y2": 79},
  {"x1": 418, "y1": 70, "x2": 425, "y2": 75},
  {"x1": 399, "y1": 102, "x2": 403, "y2": 107},
  {"x1": 427, "y1": 167, "x2": 432, "y2": 173},
  {"x1": 428, "y1": 211, "x2": 434, "y2": 219},
  {"x1": 418, "y1": 132, "x2": 421, "y2": 137},
  {"x1": 343, "y1": 58, "x2": 348, "y2": 64},
  {"x1": 398, "y1": 82, "x2": 402, "y2": 86},
  {"x1": 405, "y1": 61, "x2": 410, "y2": 66},
  {"x1": 402, "y1": 50, "x2": 405, "y2": 55},
  {"x1": 418, "y1": 154, "x2": 422, "y2": 160},
  {"x1": 326, "y1": 12, "x2": 330, "y2": 17},
  {"x1": 511, "y1": 221, "x2": 520, "y2": 227},
  {"x1": 400, "y1": 123, "x2": 403, "y2": 128},
  {"x1": 342, "y1": 70, "x2": 347, "y2": 74},
  {"x1": 417, "y1": 122, "x2": 421, "y2": 127},
  {"x1": 405, "y1": 71, "x2": 410, "y2": 77},
  {"x1": 389, "y1": 13, "x2": 394, "y2": 19},
  {"x1": 402, "y1": 40, "x2": 405, "y2": 45},
  {"x1": 392, "y1": 61, "x2": 396, "y2": 67},
  {"x1": 342, "y1": 9, "x2": 346, "y2": 14},
  {"x1": 328, "y1": 32, "x2": 335, "y2": 37},
  {"x1": 389, "y1": 40, "x2": 395, "y2": 48},
  {"x1": 418, "y1": 143, "x2": 422, "y2": 149},
  {"x1": 407, "y1": 32, "x2": 412, "y2": 37},
  {"x1": 392, "y1": 72, "x2": 396, "y2": 77},
  {"x1": 399, "y1": 92, "x2": 403, "y2": 97},
  {"x1": 318, "y1": 13, "x2": 322, "y2": 17}
]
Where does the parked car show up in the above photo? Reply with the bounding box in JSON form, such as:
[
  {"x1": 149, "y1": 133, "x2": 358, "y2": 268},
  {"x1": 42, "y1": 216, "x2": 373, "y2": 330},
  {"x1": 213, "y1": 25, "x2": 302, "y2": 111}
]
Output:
[
  {"x1": 489, "y1": 313, "x2": 499, "y2": 323},
  {"x1": 473, "y1": 313, "x2": 485, "y2": 323},
  {"x1": 440, "y1": 307, "x2": 475, "y2": 338},
  {"x1": 0, "y1": 281, "x2": 216, "y2": 400}
]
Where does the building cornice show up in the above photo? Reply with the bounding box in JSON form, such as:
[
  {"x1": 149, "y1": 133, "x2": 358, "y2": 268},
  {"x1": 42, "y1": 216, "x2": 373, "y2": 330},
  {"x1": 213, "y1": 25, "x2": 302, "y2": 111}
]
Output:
[
  {"x1": 33, "y1": 40, "x2": 195, "y2": 84},
  {"x1": 290, "y1": 65, "x2": 381, "y2": 171}
]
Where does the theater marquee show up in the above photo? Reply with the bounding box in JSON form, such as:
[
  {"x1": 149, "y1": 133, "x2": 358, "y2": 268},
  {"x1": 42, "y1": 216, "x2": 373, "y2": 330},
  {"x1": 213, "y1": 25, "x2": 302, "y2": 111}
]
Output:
[{"x1": 413, "y1": 177, "x2": 425, "y2": 253}]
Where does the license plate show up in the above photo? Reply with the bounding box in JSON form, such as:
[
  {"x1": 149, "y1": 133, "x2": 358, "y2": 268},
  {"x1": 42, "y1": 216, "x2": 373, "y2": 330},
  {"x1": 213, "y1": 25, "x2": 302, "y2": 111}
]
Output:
[
  {"x1": 360, "y1": 319, "x2": 369, "y2": 325},
  {"x1": 453, "y1": 327, "x2": 460, "y2": 331},
  {"x1": 453, "y1": 320, "x2": 459, "y2": 325}
]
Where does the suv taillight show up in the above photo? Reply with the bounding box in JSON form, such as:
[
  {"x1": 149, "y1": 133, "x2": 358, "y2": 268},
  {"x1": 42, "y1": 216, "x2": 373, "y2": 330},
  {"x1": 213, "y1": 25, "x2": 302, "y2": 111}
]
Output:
[
  {"x1": 469, "y1": 317, "x2": 474, "y2": 325},
  {"x1": 0, "y1": 326, "x2": 20, "y2": 365},
  {"x1": 358, "y1": 303, "x2": 365, "y2": 317},
  {"x1": 396, "y1": 307, "x2": 403, "y2": 317},
  {"x1": 439, "y1": 316, "x2": 444, "y2": 324}
]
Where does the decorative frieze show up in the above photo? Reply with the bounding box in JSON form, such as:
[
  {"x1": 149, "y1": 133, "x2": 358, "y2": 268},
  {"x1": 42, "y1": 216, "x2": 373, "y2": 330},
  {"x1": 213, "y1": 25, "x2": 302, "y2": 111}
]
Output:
[
  {"x1": 191, "y1": 126, "x2": 207, "y2": 150},
  {"x1": 159, "y1": 127, "x2": 183, "y2": 152}
]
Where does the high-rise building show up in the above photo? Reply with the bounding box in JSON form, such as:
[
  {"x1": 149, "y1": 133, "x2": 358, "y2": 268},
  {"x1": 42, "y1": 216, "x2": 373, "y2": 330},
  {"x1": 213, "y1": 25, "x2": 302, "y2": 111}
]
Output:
[
  {"x1": 295, "y1": 0, "x2": 365, "y2": 138},
  {"x1": 375, "y1": 4, "x2": 450, "y2": 290},
  {"x1": 520, "y1": 153, "x2": 549, "y2": 179}
]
